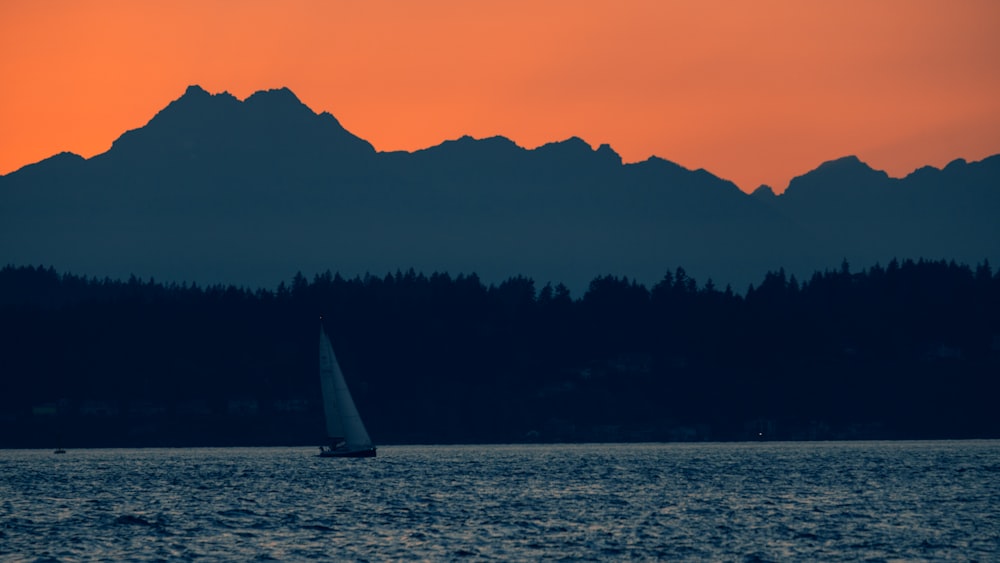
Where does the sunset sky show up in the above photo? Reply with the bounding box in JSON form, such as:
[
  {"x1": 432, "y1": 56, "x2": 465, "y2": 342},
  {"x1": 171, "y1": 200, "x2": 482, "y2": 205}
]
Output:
[{"x1": 2, "y1": 0, "x2": 998, "y2": 192}]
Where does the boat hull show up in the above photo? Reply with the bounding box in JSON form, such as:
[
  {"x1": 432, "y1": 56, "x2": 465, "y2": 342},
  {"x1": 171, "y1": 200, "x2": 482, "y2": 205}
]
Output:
[{"x1": 318, "y1": 447, "x2": 376, "y2": 458}]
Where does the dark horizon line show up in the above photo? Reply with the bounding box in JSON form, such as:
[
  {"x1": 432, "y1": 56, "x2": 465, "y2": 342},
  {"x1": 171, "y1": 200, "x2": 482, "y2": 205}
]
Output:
[{"x1": 5, "y1": 255, "x2": 996, "y2": 301}]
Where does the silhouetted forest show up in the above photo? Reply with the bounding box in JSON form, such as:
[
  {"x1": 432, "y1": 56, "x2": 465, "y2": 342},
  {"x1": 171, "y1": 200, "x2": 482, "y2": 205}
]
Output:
[{"x1": 1, "y1": 259, "x2": 997, "y2": 448}]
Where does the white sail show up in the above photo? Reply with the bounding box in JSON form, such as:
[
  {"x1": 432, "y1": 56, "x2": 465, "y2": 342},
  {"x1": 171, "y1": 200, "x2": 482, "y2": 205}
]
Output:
[{"x1": 319, "y1": 326, "x2": 372, "y2": 450}]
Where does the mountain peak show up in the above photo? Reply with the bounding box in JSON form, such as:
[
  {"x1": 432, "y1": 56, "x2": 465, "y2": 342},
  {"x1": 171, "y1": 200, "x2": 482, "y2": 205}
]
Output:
[
  {"x1": 534, "y1": 137, "x2": 621, "y2": 165},
  {"x1": 153, "y1": 85, "x2": 240, "y2": 122},
  {"x1": 421, "y1": 134, "x2": 522, "y2": 154},
  {"x1": 244, "y1": 86, "x2": 304, "y2": 107},
  {"x1": 815, "y1": 155, "x2": 869, "y2": 171},
  {"x1": 783, "y1": 155, "x2": 890, "y2": 197},
  {"x1": 183, "y1": 84, "x2": 209, "y2": 97},
  {"x1": 595, "y1": 143, "x2": 623, "y2": 166},
  {"x1": 104, "y1": 85, "x2": 373, "y2": 162},
  {"x1": 944, "y1": 157, "x2": 968, "y2": 171},
  {"x1": 174, "y1": 84, "x2": 238, "y2": 106}
]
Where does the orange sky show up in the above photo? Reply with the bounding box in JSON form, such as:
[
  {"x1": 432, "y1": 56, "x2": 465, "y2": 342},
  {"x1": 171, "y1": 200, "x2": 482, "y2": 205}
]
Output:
[{"x1": 2, "y1": 0, "x2": 999, "y2": 192}]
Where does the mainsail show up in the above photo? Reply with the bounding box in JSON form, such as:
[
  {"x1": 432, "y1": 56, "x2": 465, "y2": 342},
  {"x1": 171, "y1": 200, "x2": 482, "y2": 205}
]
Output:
[{"x1": 319, "y1": 325, "x2": 373, "y2": 453}]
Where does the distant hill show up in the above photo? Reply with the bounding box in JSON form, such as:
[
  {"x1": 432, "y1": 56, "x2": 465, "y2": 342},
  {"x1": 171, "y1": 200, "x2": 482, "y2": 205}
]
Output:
[{"x1": 2, "y1": 85, "x2": 997, "y2": 293}]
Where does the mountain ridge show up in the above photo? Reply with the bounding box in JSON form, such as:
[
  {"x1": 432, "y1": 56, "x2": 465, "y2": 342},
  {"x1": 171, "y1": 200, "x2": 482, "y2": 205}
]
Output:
[
  {"x1": 1, "y1": 85, "x2": 997, "y2": 294},
  {"x1": 7, "y1": 84, "x2": 995, "y2": 195}
]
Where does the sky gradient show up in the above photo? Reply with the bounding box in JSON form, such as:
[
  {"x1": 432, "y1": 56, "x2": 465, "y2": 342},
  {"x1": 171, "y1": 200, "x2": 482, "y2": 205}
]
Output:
[{"x1": 2, "y1": 0, "x2": 998, "y2": 192}]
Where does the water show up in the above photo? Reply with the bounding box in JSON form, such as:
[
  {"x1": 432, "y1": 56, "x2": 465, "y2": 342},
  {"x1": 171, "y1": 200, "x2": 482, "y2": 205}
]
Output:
[{"x1": 1, "y1": 441, "x2": 997, "y2": 561}]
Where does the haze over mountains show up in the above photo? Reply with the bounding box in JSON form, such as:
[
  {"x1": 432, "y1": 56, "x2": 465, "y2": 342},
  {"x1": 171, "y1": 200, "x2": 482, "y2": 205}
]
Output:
[{"x1": 2, "y1": 85, "x2": 997, "y2": 293}]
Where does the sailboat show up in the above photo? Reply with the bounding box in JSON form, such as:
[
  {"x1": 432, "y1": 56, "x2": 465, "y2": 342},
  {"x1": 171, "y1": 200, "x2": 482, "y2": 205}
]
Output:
[{"x1": 317, "y1": 323, "x2": 376, "y2": 458}]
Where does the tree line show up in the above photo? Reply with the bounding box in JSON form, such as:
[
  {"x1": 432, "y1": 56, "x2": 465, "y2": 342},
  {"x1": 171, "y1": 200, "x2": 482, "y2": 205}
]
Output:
[{"x1": 0, "y1": 258, "x2": 997, "y2": 447}]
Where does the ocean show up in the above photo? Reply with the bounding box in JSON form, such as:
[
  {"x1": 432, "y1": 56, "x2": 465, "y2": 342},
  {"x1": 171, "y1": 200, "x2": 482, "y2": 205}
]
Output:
[{"x1": 1, "y1": 441, "x2": 997, "y2": 561}]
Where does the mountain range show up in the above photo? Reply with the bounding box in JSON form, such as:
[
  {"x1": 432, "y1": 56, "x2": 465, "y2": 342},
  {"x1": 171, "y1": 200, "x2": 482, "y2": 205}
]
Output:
[{"x1": 2, "y1": 85, "x2": 998, "y2": 294}]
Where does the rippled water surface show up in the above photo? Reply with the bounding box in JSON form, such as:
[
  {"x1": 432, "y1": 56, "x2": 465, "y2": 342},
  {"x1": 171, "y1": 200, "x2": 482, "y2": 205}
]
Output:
[{"x1": 1, "y1": 441, "x2": 998, "y2": 561}]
